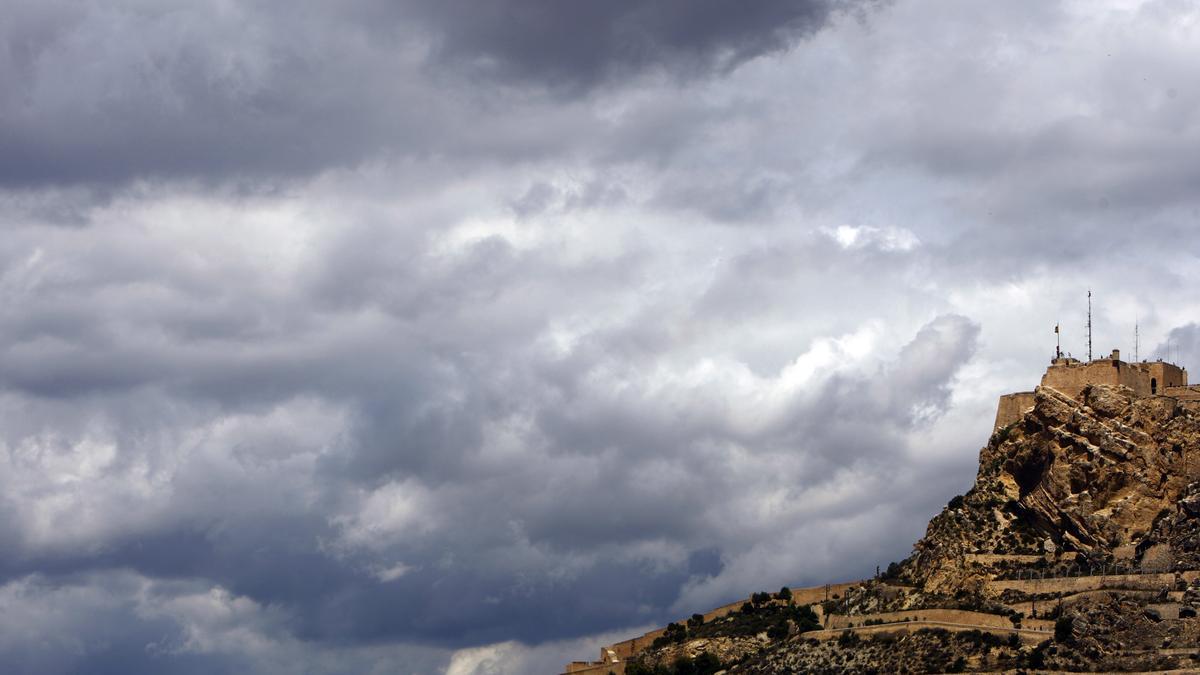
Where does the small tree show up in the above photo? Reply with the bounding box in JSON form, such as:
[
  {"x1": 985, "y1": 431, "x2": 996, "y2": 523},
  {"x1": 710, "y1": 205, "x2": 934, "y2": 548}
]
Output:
[
  {"x1": 1008, "y1": 611, "x2": 1023, "y2": 629},
  {"x1": 687, "y1": 613, "x2": 704, "y2": 628},
  {"x1": 777, "y1": 586, "x2": 792, "y2": 601},
  {"x1": 792, "y1": 604, "x2": 821, "y2": 632}
]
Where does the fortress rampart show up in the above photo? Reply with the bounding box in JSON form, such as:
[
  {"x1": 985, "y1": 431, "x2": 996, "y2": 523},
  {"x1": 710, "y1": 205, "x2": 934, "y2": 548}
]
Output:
[{"x1": 993, "y1": 349, "x2": 1189, "y2": 432}]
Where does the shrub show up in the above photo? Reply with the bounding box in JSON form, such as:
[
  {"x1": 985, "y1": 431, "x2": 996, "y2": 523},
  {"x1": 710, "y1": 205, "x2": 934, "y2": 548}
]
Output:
[
  {"x1": 1055, "y1": 616, "x2": 1074, "y2": 644},
  {"x1": 776, "y1": 586, "x2": 792, "y2": 601},
  {"x1": 671, "y1": 655, "x2": 695, "y2": 675},
  {"x1": 883, "y1": 561, "x2": 902, "y2": 579},
  {"x1": 1028, "y1": 643, "x2": 1047, "y2": 669},
  {"x1": 767, "y1": 620, "x2": 789, "y2": 640},
  {"x1": 687, "y1": 613, "x2": 704, "y2": 628},
  {"x1": 693, "y1": 652, "x2": 722, "y2": 675},
  {"x1": 836, "y1": 630, "x2": 860, "y2": 648}
]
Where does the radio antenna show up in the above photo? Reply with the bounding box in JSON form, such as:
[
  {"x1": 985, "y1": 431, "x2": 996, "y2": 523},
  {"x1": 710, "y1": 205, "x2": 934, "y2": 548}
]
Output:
[
  {"x1": 1087, "y1": 289, "x2": 1093, "y2": 362},
  {"x1": 1134, "y1": 318, "x2": 1139, "y2": 362}
]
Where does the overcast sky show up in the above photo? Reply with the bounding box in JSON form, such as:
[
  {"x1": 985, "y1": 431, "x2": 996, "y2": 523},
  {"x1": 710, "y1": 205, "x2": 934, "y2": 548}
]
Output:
[{"x1": 3, "y1": 1, "x2": 1200, "y2": 673}]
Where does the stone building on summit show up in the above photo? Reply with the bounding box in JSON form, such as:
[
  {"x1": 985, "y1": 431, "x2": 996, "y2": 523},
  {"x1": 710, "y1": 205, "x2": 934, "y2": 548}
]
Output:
[{"x1": 994, "y1": 349, "x2": 1193, "y2": 432}]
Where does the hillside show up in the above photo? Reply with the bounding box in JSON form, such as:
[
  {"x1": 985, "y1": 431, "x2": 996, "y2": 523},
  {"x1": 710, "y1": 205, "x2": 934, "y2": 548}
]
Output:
[{"x1": 564, "y1": 383, "x2": 1200, "y2": 675}]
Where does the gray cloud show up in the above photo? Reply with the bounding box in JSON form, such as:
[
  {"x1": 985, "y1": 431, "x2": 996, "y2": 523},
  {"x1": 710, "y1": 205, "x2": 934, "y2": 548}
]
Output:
[
  {"x1": 5, "y1": 1, "x2": 1200, "y2": 673},
  {"x1": 0, "y1": 0, "x2": 874, "y2": 191}
]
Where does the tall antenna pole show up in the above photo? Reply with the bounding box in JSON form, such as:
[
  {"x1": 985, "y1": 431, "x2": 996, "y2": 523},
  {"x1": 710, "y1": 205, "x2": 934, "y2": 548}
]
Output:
[
  {"x1": 1135, "y1": 319, "x2": 1139, "y2": 363},
  {"x1": 1087, "y1": 289, "x2": 1093, "y2": 362}
]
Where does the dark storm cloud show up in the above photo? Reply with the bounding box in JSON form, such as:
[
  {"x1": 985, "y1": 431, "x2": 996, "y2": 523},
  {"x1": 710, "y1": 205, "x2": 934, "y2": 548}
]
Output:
[
  {"x1": 0, "y1": 0, "x2": 871, "y2": 190},
  {"x1": 408, "y1": 0, "x2": 862, "y2": 90}
]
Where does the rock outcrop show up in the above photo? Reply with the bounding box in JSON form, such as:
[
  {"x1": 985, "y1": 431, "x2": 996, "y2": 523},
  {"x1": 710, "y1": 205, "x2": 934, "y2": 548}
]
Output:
[{"x1": 906, "y1": 384, "x2": 1200, "y2": 594}]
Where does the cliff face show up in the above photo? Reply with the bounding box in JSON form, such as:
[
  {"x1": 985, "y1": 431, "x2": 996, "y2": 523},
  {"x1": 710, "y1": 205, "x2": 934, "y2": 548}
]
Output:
[{"x1": 907, "y1": 384, "x2": 1200, "y2": 593}]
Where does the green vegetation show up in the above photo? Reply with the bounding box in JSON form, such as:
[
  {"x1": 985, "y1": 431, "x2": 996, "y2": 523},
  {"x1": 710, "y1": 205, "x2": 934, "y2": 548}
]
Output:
[
  {"x1": 750, "y1": 591, "x2": 773, "y2": 605},
  {"x1": 625, "y1": 652, "x2": 723, "y2": 675},
  {"x1": 683, "y1": 597, "x2": 821, "y2": 642},
  {"x1": 792, "y1": 603, "x2": 821, "y2": 632},
  {"x1": 650, "y1": 622, "x2": 688, "y2": 648}
]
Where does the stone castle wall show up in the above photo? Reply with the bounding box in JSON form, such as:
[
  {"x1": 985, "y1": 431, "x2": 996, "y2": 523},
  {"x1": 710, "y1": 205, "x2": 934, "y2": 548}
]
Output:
[
  {"x1": 1041, "y1": 357, "x2": 1151, "y2": 398},
  {"x1": 1147, "y1": 361, "x2": 1188, "y2": 391},
  {"x1": 993, "y1": 392, "x2": 1035, "y2": 432},
  {"x1": 993, "y1": 355, "x2": 1190, "y2": 432}
]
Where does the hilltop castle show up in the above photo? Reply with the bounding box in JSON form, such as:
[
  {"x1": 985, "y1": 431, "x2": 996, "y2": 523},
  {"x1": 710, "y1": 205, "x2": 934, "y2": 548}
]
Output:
[{"x1": 993, "y1": 349, "x2": 1194, "y2": 432}]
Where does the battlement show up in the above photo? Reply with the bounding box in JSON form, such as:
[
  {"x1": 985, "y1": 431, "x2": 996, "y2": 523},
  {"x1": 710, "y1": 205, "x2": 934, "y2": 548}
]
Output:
[
  {"x1": 993, "y1": 350, "x2": 1189, "y2": 432},
  {"x1": 1042, "y1": 349, "x2": 1186, "y2": 399}
]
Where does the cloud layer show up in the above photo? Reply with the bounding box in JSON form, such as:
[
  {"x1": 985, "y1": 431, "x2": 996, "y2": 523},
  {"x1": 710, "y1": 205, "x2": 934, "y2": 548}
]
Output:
[{"x1": 4, "y1": 1, "x2": 1200, "y2": 673}]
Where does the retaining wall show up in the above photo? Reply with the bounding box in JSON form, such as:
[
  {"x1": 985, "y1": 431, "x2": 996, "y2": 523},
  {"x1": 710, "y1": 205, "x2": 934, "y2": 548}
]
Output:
[
  {"x1": 826, "y1": 608, "x2": 1053, "y2": 632},
  {"x1": 803, "y1": 620, "x2": 1050, "y2": 645},
  {"x1": 986, "y1": 571, "x2": 1200, "y2": 595}
]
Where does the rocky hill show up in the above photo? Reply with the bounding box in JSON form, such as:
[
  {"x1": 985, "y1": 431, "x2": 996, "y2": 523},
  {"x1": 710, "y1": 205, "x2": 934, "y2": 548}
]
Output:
[
  {"x1": 565, "y1": 383, "x2": 1200, "y2": 675},
  {"x1": 906, "y1": 384, "x2": 1200, "y2": 593}
]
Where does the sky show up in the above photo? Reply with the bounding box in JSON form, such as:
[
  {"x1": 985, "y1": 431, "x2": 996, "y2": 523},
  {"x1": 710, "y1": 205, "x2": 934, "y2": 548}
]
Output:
[{"x1": 3, "y1": 1, "x2": 1200, "y2": 673}]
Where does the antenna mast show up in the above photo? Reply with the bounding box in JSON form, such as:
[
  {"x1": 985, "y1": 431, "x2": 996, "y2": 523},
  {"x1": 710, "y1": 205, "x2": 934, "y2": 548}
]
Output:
[
  {"x1": 1087, "y1": 289, "x2": 1093, "y2": 362},
  {"x1": 1135, "y1": 318, "x2": 1139, "y2": 362}
]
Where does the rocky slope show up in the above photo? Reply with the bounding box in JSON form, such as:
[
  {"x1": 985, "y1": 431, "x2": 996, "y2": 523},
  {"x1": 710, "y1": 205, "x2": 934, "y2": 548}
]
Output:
[
  {"x1": 614, "y1": 384, "x2": 1200, "y2": 674},
  {"x1": 906, "y1": 384, "x2": 1200, "y2": 592}
]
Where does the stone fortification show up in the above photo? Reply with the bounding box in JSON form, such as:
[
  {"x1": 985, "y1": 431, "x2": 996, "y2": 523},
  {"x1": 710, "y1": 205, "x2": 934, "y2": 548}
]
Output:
[
  {"x1": 992, "y1": 349, "x2": 1188, "y2": 431},
  {"x1": 1037, "y1": 349, "x2": 1186, "y2": 400},
  {"x1": 993, "y1": 391, "x2": 1036, "y2": 432}
]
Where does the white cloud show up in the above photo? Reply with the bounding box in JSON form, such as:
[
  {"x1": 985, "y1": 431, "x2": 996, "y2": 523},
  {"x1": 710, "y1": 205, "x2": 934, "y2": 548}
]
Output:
[{"x1": 824, "y1": 225, "x2": 920, "y2": 252}]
